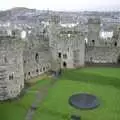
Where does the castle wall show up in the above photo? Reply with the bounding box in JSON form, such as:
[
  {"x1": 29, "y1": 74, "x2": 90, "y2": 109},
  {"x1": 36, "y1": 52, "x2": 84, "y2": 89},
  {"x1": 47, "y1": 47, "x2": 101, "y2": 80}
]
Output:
[
  {"x1": 23, "y1": 48, "x2": 51, "y2": 81},
  {"x1": 85, "y1": 46, "x2": 120, "y2": 63},
  {"x1": 23, "y1": 34, "x2": 51, "y2": 82}
]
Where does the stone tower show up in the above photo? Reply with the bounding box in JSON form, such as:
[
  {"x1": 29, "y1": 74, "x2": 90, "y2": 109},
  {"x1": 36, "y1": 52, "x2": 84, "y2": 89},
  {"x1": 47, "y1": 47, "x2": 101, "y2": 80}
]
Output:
[
  {"x1": 112, "y1": 26, "x2": 120, "y2": 47},
  {"x1": 0, "y1": 35, "x2": 24, "y2": 100},
  {"x1": 48, "y1": 14, "x2": 61, "y2": 71},
  {"x1": 56, "y1": 26, "x2": 85, "y2": 68},
  {"x1": 88, "y1": 18, "x2": 101, "y2": 46},
  {"x1": 48, "y1": 14, "x2": 85, "y2": 68}
]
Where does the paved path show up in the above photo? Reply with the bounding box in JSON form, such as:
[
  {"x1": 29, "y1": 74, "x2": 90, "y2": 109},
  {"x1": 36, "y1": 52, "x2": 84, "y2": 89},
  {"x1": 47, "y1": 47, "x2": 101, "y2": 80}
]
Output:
[{"x1": 25, "y1": 77, "x2": 57, "y2": 120}]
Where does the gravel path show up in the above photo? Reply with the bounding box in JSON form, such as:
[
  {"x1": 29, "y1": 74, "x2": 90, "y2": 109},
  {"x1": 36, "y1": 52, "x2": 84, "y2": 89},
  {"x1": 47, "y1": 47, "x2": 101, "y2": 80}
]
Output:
[{"x1": 25, "y1": 77, "x2": 57, "y2": 120}]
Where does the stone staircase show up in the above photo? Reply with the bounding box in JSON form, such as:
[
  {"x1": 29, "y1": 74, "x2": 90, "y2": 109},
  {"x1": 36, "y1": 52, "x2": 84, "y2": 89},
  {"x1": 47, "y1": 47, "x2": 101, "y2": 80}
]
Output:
[{"x1": 0, "y1": 66, "x2": 8, "y2": 100}]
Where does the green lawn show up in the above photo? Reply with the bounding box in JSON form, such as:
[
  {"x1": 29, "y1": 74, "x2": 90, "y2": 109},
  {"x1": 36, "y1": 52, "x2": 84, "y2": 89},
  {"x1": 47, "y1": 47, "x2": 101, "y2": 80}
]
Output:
[
  {"x1": 33, "y1": 67, "x2": 120, "y2": 120},
  {"x1": 1, "y1": 67, "x2": 120, "y2": 120},
  {"x1": 0, "y1": 78, "x2": 51, "y2": 120}
]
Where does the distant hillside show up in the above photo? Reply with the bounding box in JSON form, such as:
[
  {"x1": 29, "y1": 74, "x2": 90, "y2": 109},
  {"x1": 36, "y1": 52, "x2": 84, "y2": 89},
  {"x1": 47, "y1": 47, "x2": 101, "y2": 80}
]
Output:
[
  {"x1": 0, "y1": 7, "x2": 41, "y2": 22},
  {"x1": 0, "y1": 7, "x2": 119, "y2": 24}
]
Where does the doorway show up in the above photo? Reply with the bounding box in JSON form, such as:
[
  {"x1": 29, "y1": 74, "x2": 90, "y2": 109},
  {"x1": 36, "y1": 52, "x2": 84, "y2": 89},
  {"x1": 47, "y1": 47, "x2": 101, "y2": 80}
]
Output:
[
  {"x1": 58, "y1": 52, "x2": 61, "y2": 58},
  {"x1": 117, "y1": 55, "x2": 120, "y2": 64},
  {"x1": 63, "y1": 61, "x2": 67, "y2": 68}
]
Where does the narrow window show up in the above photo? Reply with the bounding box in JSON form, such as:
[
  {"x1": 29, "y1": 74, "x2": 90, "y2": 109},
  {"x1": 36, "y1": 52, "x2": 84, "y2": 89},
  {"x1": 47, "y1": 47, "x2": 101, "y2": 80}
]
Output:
[
  {"x1": 63, "y1": 54, "x2": 67, "y2": 59},
  {"x1": 40, "y1": 68, "x2": 42, "y2": 72},
  {"x1": 28, "y1": 72, "x2": 30, "y2": 76},
  {"x1": 36, "y1": 69, "x2": 39, "y2": 73},
  {"x1": 35, "y1": 53, "x2": 39, "y2": 63},
  {"x1": 24, "y1": 60, "x2": 26, "y2": 64},
  {"x1": 43, "y1": 67, "x2": 45, "y2": 71},
  {"x1": 114, "y1": 41, "x2": 117, "y2": 47},
  {"x1": 63, "y1": 62, "x2": 67, "y2": 68},
  {"x1": 58, "y1": 52, "x2": 61, "y2": 58},
  {"x1": 117, "y1": 55, "x2": 120, "y2": 64},
  {"x1": 9, "y1": 73, "x2": 13, "y2": 80},
  {"x1": 4, "y1": 56, "x2": 8, "y2": 63},
  {"x1": 92, "y1": 40, "x2": 95, "y2": 46}
]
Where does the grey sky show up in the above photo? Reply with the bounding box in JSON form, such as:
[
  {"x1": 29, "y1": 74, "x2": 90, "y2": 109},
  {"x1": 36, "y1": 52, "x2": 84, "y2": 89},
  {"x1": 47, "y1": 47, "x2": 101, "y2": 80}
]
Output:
[{"x1": 0, "y1": 0, "x2": 120, "y2": 11}]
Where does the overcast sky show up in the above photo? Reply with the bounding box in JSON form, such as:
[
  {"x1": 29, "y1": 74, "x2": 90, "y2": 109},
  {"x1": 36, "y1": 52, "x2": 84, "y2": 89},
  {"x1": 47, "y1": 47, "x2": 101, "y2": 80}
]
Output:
[{"x1": 0, "y1": 0, "x2": 120, "y2": 11}]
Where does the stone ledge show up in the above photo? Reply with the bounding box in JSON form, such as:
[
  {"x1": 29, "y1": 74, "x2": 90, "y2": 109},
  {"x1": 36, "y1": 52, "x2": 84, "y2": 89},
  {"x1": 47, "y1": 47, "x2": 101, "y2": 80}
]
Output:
[{"x1": 25, "y1": 73, "x2": 48, "y2": 84}]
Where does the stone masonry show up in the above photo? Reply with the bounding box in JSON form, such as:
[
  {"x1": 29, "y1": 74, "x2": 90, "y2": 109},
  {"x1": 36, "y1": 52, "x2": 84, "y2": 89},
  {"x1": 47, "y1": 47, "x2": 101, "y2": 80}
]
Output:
[{"x1": 0, "y1": 15, "x2": 120, "y2": 100}]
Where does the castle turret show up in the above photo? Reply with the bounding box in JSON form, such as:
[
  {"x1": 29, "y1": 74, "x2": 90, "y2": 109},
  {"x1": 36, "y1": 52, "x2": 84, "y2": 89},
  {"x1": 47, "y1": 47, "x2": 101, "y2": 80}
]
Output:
[
  {"x1": 88, "y1": 18, "x2": 101, "y2": 46},
  {"x1": 0, "y1": 35, "x2": 25, "y2": 100},
  {"x1": 112, "y1": 26, "x2": 120, "y2": 47}
]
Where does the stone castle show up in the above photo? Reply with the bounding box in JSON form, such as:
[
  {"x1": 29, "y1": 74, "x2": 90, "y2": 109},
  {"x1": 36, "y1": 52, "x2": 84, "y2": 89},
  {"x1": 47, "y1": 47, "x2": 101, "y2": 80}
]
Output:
[{"x1": 0, "y1": 15, "x2": 120, "y2": 100}]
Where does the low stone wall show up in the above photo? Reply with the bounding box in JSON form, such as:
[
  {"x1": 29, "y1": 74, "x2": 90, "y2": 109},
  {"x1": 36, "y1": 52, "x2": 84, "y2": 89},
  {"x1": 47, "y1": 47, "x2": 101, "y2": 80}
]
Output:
[
  {"x1": 85, "y1": 63, "x2": 120, "y2": 68},
  {"x1": 85, "y1": 46, "x2": 120, "y2": 63}
]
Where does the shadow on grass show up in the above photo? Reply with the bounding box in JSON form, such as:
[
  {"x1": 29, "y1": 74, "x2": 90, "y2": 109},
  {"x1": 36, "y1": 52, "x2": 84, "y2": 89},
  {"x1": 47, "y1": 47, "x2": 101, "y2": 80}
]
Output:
[
  {"x1": 36, "y1": 107, "x2": 70, "y2": 120},
  {"x1": 61, "y1": 70, "x2": 120, "y2": 89}
]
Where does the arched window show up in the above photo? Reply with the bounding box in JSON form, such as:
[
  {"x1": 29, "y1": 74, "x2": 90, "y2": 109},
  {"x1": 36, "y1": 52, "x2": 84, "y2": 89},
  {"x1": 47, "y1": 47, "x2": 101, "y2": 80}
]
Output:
[
  {"x1": 40, "y1": 68, "x2": 42, "y2": 72},
  {"x1": 114, "y1": 41, "x2": 117, "y2": 47},
  {"x1": 28, "y1": 72, "x2": 30, "y2": 76},
  {"x1": 24, "y1": 60, "x2": 26, "y2": 64},
  {"x1": 58, "y1": 52, "x2": 61, "y2": 58},
  {"x1": 117, "y1": 55, "x2": 120, "y2": 64},
  {"x1": 63, "y1": 61, "x2": 67, "y2": 68},
  {"x1": 24, "y1": 73, "x2": 26, "y2": 78},
  {"x1": 63, "y1": 54, "x2": 67, "y2": 59},
  {"x1": 35, "y1": 53, "x2": 39, "y2": 63},
  {"x1": 90, "y1": 57, "x2": 93, "y2": 62},
  {"x1": 20, "y1": 85, "x2": 23, "y2": 90},
  {"x1": 105, "y1": 42, "x2": 107, "y2": 46},
  {"x1": 12, "y1": 31, "x2": 15, "y2": 35},
  {"x1": 9, "y1": 73, "x2": 14, "y2": 80},
  {"x1": 36, "y1": 69, "x2": 39, "y2": 73},
  {"x1": 92, "y1": 40, "x2": 95, "y2": 46},
  {"x1": 68, "y1": 48, "x2": 69, "y2": 52},
  {"x1": 43, "y1": 28, "x2": 46, "y2": 34},
  {"x1": 24, "y1": 73, "x2": 26, "y2": 80},
  {"x1": 43, "y1": 67, "x2": 45, "y2": 71},
  {"x1": 4, "y1": 56, "x2": 8, "y2": 63}
]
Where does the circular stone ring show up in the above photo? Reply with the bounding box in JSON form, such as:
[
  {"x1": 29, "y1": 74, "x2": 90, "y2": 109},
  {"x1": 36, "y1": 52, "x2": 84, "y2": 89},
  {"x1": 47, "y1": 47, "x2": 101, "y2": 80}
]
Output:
[{"x1": 69, "y1": 93, "x2": 100, "y2": 110}]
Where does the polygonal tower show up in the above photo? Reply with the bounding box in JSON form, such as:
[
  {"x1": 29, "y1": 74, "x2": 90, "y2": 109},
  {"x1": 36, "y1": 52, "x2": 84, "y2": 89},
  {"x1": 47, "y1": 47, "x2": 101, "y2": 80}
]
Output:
[
  {"x1": 48, "y1": 14, "x2": 61, "y2": 71},
  {"x1": 87, "y1": 18, "x2": 101, "y2": 46},
  {"x1": 0, "y1": 35, "x2": 25, "y2": 100},
  {"x1": 112, "y1": 26, "x2": 120, "y2": 47}
]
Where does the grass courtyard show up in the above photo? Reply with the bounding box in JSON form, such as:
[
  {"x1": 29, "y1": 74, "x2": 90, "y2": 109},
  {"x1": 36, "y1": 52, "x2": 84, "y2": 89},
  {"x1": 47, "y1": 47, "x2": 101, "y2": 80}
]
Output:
[{"x1": 1, "y1": 67, "x2": 120, "y2": 120}]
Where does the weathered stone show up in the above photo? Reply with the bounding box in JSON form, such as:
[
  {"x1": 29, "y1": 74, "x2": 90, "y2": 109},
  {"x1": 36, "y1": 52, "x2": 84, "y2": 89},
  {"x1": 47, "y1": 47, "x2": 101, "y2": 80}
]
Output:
[{"x1": 0, "y1": 15, "x2": 120, "y2": 101}]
